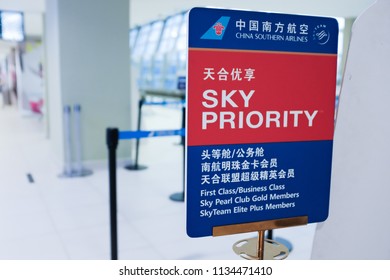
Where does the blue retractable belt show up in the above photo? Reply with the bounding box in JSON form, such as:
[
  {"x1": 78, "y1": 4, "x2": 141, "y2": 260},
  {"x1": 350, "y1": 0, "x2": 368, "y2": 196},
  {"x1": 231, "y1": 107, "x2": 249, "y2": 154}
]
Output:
[{"x1": 119, "y1": 128, "x2": 185, "y2": 140}]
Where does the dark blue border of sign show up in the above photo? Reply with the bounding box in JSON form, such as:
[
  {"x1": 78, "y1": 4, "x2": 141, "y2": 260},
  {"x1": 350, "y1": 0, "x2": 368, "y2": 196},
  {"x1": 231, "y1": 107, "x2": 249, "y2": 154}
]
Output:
[{"x1": 189, "y1": 7, "x2": 338, "y2": 54}]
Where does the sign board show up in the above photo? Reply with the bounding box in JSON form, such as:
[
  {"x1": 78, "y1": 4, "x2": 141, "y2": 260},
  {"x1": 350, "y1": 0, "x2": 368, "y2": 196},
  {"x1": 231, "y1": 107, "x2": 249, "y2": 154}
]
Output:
[{"x1": 186, "y1": 7, "x2": 338, "y2": 237}]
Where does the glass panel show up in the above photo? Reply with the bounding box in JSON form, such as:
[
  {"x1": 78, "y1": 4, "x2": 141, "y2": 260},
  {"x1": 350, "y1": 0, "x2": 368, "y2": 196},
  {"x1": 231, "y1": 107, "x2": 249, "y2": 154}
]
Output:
[{"x1": 1, "y1": 11, "x2": 24, "y2": 42}]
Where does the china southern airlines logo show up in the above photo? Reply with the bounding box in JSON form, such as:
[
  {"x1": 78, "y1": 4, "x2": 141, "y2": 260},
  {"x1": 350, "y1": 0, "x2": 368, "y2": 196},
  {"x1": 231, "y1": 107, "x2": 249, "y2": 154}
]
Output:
[
  {"x1": 313, "y1": 24, "x2": 331, "y2": 45},
  {"x1": 201, "y1": 16, "x2": 230, "y2": 40}
]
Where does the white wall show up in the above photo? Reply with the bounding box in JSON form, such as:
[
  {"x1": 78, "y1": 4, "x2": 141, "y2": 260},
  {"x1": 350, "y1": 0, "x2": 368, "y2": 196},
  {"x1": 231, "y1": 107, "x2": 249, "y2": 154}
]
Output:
[
  {"x1": 0, "y1": 0, "x2": 45, "y2": 13},
  {"x1": 24, "y1": 13, "x2": 44, "y2": 38}
]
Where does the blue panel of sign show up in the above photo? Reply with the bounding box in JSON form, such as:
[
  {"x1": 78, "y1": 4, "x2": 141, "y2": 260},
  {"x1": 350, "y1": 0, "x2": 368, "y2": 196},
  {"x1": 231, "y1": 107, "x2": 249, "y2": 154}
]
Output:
[{"x1": 188, "y1": 7, "x2": 338, "y2": 54}]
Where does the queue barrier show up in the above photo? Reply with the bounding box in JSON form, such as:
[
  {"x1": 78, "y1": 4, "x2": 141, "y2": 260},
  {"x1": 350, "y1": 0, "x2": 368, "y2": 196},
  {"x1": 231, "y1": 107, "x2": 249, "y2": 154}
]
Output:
[
  {"x1": 125, "y1": 97, "x2": 186, "y2": 171},
  {"x1": 119, "y1": 128, "x2": 184, "y2": 140},
  {"x1": 106, "y1": 127, "x2": 185, "y2": 260}
]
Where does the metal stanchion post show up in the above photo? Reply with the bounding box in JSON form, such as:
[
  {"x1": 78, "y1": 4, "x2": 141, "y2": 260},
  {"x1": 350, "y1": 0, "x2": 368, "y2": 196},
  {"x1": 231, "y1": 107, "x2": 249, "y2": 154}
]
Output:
[
  {"x1": 107, "y1": 128, "x2": 119, "y2": 260},
  {"x1": 73, "y1": 104, "x2": 92, "y2": 176},
  {"x1": 169, "y1": 106, "x2": 185, "y2": 202},
  {"x1": 125, "y1": 98, "x2": 147, "y2": 170},
  {"x1": 267, "y1": 230, "x2": 273, "y2": 240},
  {"x1": 60, "y1": 105, "x2": 74, "y2": 177},
  {"x1": 176, "y1": 97, "x2": 185, "y2": 146},
  {"x1": 134, "y1": 99, "x2": 142, "y2": 169},
  {"x1": 257, "y1": 230, "x2": 265, "y2": 260}
]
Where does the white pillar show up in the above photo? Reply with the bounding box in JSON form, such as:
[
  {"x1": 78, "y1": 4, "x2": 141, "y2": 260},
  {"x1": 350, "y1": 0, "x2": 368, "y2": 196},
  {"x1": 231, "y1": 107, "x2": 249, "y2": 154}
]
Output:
[{"x1": 45, "y1": 0, "x2": 131, "y2": 164}]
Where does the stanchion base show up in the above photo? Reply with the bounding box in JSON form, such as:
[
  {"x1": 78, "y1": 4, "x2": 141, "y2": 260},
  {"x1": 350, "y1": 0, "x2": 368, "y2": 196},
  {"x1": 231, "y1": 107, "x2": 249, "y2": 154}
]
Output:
[
  {"x1": 124, "y1": 164, "x2": 148, "y2": 171},
  {"x1": 59, "y1": 168, "x2": 93, "y2": 178},
  {"x1": 76, "y1": 169, "x2": 93, "y2": 177},
  {"x1": 169, "y1": 192, "x2": 184, "y2": 202},
  {"x1": 174, "y1": 141, "x2": 184, "y2": 146},
  {"x1": 273, "y1": 237, "x2": 293, "y2": 252},
  {"x1": 232, "y1": 237, "x2": 289, "y2": 260}
]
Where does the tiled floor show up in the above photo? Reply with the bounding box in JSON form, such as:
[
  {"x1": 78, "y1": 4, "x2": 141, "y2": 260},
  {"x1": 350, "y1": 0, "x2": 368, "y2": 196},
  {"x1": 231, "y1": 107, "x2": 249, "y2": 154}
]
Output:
[{"x1": 0, "y1": 102, "x2": 316, "y2": 260}]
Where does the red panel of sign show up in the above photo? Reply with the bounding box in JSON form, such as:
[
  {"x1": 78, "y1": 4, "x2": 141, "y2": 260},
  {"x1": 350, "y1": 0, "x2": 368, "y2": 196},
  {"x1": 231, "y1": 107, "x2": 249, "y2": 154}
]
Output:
[{"x1": 188, "y1": 49, "x2": 336, "y2": 146}]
